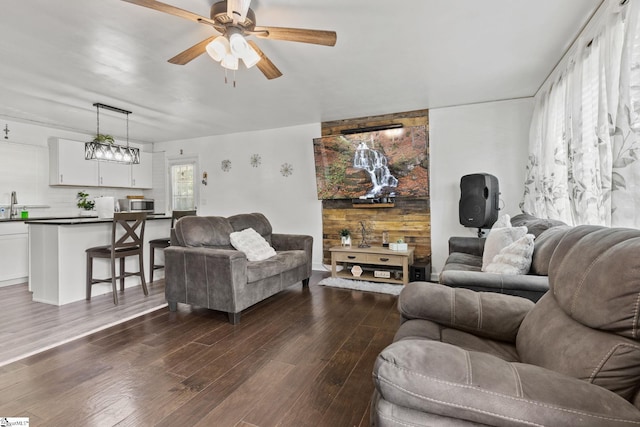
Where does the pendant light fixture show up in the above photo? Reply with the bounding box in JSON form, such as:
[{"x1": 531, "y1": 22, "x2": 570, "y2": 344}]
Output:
[{"x1": 84, "y1": 103, "x2": 140, "y2": 164}]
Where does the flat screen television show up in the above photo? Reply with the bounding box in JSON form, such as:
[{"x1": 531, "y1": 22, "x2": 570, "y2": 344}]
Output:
[{"x1": 313, "y1": 125, "x2": 428, "y2": 200}]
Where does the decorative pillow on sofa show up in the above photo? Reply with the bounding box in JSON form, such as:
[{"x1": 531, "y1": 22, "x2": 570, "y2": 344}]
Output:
[
  {"x1": 492, "y1": 213, "x2": 511, "y2": 229},
  {"x1": 484, "y1": 234, "x2": 535, "y2": 275},
  {"x1": 481, "y1": 226, "x2": 528, "y2": 271},
  {"x1": 230, "y1": 227, "x2": 277, "y2": 261}
]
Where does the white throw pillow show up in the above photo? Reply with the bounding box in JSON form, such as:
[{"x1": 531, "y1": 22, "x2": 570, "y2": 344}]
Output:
[
  {"x1": 481, "y1": 226, "x2": 527, "y2": 271},
  {"x1": 229, "y1": 227, "x2": 277, "y2": 261},
  {"x1": 492, "y1": 214, "x2": 511, "y2": 229},
  {"x1": 484, "y1": 234, "x2": 535, "y2": 275}
]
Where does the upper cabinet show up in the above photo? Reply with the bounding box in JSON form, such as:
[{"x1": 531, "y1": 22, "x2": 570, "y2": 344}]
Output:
[
  {"x1": 98, "y1": 161, "x2": 131, "y2": 188},
  {"x1": 131, "y1": 151, "x2": 153, "y2": 189},
  {"x1": 49, "y1": 138, "x2": 99, "y2": 186},
  {"x1": 48, "y1": 138, "x2": 153, "y2": 189}
]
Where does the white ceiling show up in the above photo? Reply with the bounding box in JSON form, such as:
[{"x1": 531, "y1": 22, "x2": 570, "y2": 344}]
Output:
[{"x1": 0, "y1": 0, "x2": 602, "y2": 143}]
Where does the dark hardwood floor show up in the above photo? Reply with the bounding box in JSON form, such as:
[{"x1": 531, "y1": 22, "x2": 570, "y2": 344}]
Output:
[{"x1": 0, "y1": 271, "x2": 399, "y2": 426}]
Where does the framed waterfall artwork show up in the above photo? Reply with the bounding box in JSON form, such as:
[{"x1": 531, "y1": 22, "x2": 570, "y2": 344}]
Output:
[{"x1": 312, "y1": 125, "x2": 428, "y2": 200}]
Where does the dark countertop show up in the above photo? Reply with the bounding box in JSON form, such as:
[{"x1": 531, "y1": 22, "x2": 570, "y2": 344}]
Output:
[
  {"x1": 0, "y1": 215, "x2": 98, "y2": 223},
  {"x1": 23, "y1": 214, "x2": 170, "y2": 225}
]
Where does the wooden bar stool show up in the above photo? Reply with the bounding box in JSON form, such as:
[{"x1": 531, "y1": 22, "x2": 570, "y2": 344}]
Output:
[
  {"x1": 149, "y1": 210, "x2": 196, "y2": 282},
  {"x1": 86, "y1": 212, "x2": 148, "y2": 305}
]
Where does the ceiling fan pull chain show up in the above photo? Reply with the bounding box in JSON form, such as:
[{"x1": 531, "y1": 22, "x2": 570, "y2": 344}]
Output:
[
  {"x1": 224, "y1": 68, "x2": 228, "y2": 85},
  {"x1": 234, "y1": 70, "x2": 237, "y2": 88}
]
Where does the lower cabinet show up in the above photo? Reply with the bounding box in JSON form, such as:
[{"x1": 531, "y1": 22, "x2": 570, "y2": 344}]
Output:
[{"x1": 0, "y1": 222, "x2": 28, "y2": 286}]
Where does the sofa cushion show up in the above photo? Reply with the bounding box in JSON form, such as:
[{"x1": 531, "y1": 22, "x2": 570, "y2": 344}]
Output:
[
  {"x1": 484, "y1": 234, "x2": 535, "y2": 275},
  {"x1": 374, "y1": 338, "x2": 640, "y2": 427},
  {"x1": 481, "y1": 226, "x2": 527, "y2": 271},
  {"x1": 245, "y1": 250, "x2": 307, "y2": 282},
  {"x1": 228, "y1": 213, "x2": 273, "y2": 244},
  {"x1": 511, "y1": 213, "x2": 567, "y2": 238},
  {"x1": 517, "y1": 293, "x2": 640, "y2": 401},
  {"x1": 549, "y1": 225, "x2": 640, "y2": 340},
  {"x1": 399, "y1": 282, "x2": 534, "y2": 343},
  {"x1": 230, "y1": 227, "x2": 277, "y2": 261},
  {"x1": 529, "y1": 225, "x2": 571, "y2": 275},
  {"x1": 173, "y1": 216, "x2": 234, "y2": 247},
  {"x1": 441, "y1": 252, "x2": 482, "y2": 272},
  {"x1": 395, "y1": 319, "x2": 520, "y2": 362}
]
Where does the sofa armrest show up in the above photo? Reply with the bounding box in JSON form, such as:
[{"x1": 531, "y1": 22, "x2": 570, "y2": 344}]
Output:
[
  {"x1": 439, "y1": 270, "x2": 550, "y2": 293},
  {"x1": 374, "y1": 339, "x2": 640, "y2": 427},
  {"x1": 271, "y1": 233, "x2": 313, "y2": 278},
  {"x1": 164, "y1": 246, "x2": 248, "y2": 310},
  {"x1": 448, "y1": 236, "x2": 486, "y2": 256},
  {"x1": 398, "y1": 282, "x2": 534, "y2": 342},
  {"x1": 271, "y1": 233, "x2": 312, "y2": 252}
]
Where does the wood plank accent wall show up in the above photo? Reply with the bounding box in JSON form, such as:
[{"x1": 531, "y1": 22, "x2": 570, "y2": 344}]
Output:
[
  {"x1": 321, "y1": 198, "x2": 431, "y2": 265},
  {"x1": 321, "y1": 109, "x2": 429, "y2": 137},
  {"x1": 320, "y1": 109, "x2": 431, "y2": 266}
]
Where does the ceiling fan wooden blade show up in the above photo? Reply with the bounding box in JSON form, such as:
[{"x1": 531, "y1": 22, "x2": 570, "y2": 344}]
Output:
[
  {"x1": 247, "y1": 40, "x2": 282, "y2": 80},
  {"x1": 227, "y1": 0, "x2": 251, "y2": 24},
  {"x1": 121, "y1": 0, "x2": 217, "y2": 26},
  {"x1": 168, "y1": 36, "x2": 216, "y2": 65},
  {"x1": 253, "y1": 26, "x2": 337, "y2": 46}
]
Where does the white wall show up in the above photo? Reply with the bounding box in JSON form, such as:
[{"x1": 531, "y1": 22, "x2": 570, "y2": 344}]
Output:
[
  {"x1": 2, "y1": 98, "x2": 534, "y2": 277},
  {"x1": 0, "y1": 118, "x2": 151, "y2": 217},
  {"x1": 429, "y1": 98, "x2": 534, "y2": 278},
  {"x1": 153, "y1": 123, "x2": 325, "y2": 269},
  {"x1": 153, "y1": 102, "x2": 534, "y2": 276}
]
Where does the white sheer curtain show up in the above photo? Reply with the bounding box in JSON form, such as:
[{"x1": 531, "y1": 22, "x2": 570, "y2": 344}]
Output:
[{"x1": 522, "y1": 0, "x2": 640, "y2": 227}]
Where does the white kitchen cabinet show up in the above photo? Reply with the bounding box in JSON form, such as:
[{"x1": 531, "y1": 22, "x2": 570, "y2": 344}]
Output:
[
  {"x1": 49, "y1": 138, "x2": 152, "y2": 189},
  {"x1": 98, "y1": 161, "x2": 131, "y2": 188},
  {"x1": 49, "y1": 138, "x2": 99, "y2": 186},
  {"x1": 130, "y1": 151, "x2": 153, "y2": 188},
  {"x1": 0, "y1": 222, "x2": 28, "y2": 287}
]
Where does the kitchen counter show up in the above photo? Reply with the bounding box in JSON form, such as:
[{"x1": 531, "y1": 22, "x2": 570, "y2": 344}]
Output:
[
  {"x1": 0, "y1": 215, "x2": 97, "y2": 223},
  {"x1": 0, "y1": 213, "x2": 167, "y2": 223},
  {"x1": 25, "y1": 214, "x2": 169, "y2": 225},
  {"x1": 28, "y1": 215, "x2": 171, "y2": 305}
]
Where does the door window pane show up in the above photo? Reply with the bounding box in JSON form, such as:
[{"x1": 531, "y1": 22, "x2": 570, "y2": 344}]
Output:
[{"x1": 170, "y1": 163, "x2": 195, "y2": 210}]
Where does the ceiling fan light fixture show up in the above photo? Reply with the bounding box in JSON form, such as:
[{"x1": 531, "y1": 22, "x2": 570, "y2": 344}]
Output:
[
  {"x1": 242, "y1": 45, "x2": 261, "y2": 68},
  {"x1": 221, "y1": 54, "x2": 239, "y2": 70},
  {"x1": 229, "y1": 32, "x2": 250, "y2": 57},
  {"x1": 206, "y1": 36, "x2": 230, "y2": 62}
]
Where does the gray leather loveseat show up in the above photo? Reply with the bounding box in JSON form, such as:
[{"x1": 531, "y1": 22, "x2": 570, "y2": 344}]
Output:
[
  {"x1": 164, "y1": 213, "x2": 312, "y2": 324},
  {"x1": 372, "y1": 224, "x2": 640, "y2": 426},
  {"x1": 439, "y1": 213, "x2": 567, "y2": 301}
]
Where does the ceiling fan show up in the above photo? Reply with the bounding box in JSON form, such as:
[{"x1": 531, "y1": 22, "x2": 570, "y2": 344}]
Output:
[{"x1": 122, "y1": 0, "x2": 337, "y2": 81}]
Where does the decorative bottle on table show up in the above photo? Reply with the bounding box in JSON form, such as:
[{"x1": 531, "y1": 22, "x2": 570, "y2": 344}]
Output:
[{"x1": 340, "y1": 229, "x2": 351, "y2": 246}]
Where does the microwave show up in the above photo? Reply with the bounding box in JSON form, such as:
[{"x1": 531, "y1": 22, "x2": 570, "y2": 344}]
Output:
[{"x1": 118, "y1": 199, "x2": 155, "y2": 212}]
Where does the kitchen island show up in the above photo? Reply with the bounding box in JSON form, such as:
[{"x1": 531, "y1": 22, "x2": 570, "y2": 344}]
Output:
[{"x1": 27, "y1": 215, "x2": 171, "y2": 305}]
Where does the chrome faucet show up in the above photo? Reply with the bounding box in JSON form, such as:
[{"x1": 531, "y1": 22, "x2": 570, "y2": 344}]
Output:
[{"x1": 9, "y1": 191, "x2": 17, "y2": 219}]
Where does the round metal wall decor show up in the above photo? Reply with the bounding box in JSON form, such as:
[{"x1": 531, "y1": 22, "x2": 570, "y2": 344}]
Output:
[
  {"x1": 250, "y1": 154, "x2": 261, "y2": 167},
  {"x1": 221, "y1": 159, "x2": 232, "y2": 172},
  {"x1": 280, "y1": 162, "x2": 293, "y2": 177}
]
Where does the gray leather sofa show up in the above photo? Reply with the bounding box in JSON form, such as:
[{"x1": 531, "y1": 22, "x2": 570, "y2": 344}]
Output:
[
  {"x1": 439, "y1": 213, "x2": 567, "y2": 301},
  {"x1": 372, "y1": 224, "x2": 640, "y2": 426},
  {"x1": 164, "y1": 213, "x2": 312, "y2": 324}
]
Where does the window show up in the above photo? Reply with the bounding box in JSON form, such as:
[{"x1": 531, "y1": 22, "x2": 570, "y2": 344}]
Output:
[{"x1": 168, "y1": 157, "x2": 198, "y2": 211}]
